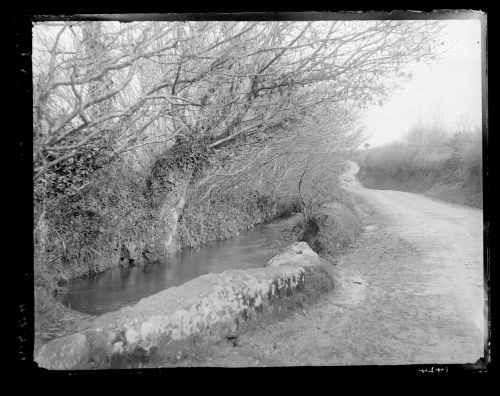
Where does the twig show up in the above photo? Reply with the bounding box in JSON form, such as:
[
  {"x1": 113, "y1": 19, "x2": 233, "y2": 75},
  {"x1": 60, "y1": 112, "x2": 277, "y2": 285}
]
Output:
[{"x1": 48, "y1": 254, "x2": 63, "y2": 263}]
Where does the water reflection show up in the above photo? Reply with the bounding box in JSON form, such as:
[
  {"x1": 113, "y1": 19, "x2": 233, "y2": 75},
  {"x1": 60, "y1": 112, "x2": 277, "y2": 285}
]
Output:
[{"x1": 61, "y1": 219, "x2": 287, "y2": 315}]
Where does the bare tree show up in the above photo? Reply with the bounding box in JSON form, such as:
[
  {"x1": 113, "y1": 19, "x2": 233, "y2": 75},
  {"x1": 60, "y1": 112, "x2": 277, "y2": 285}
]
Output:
[
  {"x1": 33, "y1": 20, "x2": 442, "y2": 175},
  {"x1": 33, "y1": 20, "x2": 443, "y2": 252}
]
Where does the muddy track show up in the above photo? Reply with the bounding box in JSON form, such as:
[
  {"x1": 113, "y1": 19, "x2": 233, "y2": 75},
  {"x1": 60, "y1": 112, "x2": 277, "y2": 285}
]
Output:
[{"x1": 157, "y1": 161, "x2": 485, "y2": 367}]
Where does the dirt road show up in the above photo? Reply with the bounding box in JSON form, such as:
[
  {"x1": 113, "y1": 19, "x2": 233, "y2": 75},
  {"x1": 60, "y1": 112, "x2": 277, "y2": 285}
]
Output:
[{"x1": 166, "y1": 160, "x2": 486, "y2": 366}]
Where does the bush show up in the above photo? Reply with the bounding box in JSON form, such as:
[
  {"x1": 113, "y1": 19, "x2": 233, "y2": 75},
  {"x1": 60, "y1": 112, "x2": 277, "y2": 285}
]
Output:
[
  {"x1": 299, "y1": 201, "x2": 362, "y2": 256},
  {"x1": 34, "y1": 158, "x2": 157, "y2": 292},
  {"x1": 353, "y1": 128, "x2": 482, "y2": 208}
]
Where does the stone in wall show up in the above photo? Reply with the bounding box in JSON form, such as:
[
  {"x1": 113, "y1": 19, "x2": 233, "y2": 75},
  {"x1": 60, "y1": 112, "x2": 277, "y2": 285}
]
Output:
[
  {"x1": 35, "y1": 333, "x2": 90, "y2": 370},
  {"x1": 267, "y1": 241, "x2": 320, "y2": 268}
]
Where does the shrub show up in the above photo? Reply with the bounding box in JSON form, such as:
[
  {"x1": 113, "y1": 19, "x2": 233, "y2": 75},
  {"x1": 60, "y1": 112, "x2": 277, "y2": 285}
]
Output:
[
  {"x1": 34, "y1": 158, "x2": 156, "y2": 291},
  {"x1": 298, "y1": 201, "x2": 362, "y2": 256},
  {"x1": 353, "y1": 127, "x2": 482, "y2": 208}
]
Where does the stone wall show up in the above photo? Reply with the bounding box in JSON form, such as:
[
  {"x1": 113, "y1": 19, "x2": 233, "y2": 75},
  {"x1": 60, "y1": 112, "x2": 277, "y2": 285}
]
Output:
[{"x1": 35, "y1": 242, "x2": 334, "y2": 369}]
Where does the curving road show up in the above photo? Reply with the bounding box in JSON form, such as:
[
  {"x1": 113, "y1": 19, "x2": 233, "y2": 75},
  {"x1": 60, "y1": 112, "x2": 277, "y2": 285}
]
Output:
[
  {"x1": 161, "y1": 160, "x2": 486, "y2": 366},
  {"x1": 335, "y1": 161, "x2": 485, "y2": 364}
]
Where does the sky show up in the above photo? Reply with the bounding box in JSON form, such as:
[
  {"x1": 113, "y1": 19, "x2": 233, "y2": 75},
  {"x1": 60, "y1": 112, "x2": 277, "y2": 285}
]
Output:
[{"x1": 360, "y1": 19, "x2": 483, "y2": 147}]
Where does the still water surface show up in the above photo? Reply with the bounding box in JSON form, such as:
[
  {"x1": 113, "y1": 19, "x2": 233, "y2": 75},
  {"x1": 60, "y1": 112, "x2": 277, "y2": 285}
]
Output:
[{"x1": 61, "y1": 218, "x2": 289, "y2": 316}]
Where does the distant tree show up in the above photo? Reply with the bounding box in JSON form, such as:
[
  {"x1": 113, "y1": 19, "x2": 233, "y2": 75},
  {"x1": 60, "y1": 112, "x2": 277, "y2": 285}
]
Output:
[
  {"x1": 364, "y1": 143, "x2": 370, "y2": 150},
  {"x1": 403, "y1": 118, "x2": 449, "y2": 147}
]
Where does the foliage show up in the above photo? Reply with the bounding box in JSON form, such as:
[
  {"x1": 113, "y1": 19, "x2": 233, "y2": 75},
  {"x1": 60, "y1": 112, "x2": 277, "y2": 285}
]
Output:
[
  {"x1": 353, "y1": 123, "x2": 482, "y2": 208},
  {"x1": 298, "y1": 200, "x2": 362, "y2": 256},
  {"x1": 34, "y1": 159, "x2": 155, "y2": 290},
  {"x1": 176, "y1": 184, "x2": 302, "y2": 249}
]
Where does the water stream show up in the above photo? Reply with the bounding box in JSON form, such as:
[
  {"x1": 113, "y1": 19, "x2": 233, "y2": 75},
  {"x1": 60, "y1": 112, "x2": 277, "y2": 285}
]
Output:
[{"x1": 61, "y1": 217, "x2": 293, "y2": 316}]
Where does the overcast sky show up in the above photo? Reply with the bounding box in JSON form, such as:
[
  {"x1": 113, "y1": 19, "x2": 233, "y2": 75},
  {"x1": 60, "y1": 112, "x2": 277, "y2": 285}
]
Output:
[{"x1": 361, "y1": 19, "x2": 482, "y2": 147}]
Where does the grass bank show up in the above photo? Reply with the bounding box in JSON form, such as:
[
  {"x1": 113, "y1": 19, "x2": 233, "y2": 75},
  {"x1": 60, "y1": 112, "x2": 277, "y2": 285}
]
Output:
[
  {"x1": 353, "y1": 130, "x2": 482, "y2": 209},
  {"x1": 176, "y1": 189, "x2": 302, "y2": 250}
]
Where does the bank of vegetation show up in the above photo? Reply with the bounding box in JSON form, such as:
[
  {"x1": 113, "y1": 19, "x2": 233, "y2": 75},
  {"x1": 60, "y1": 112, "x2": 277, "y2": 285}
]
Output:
[
  {"x1": 353, "y1": 121, "x2": 483, "y2": 208},
  {"x1": 32, "y1": 20, "x2": 442, "y2": 344}
]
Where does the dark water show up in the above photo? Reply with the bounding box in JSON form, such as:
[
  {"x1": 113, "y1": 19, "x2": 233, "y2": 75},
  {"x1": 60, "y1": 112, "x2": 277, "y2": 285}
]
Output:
[{"x1": 61, "y1": 218, "x2": 290, "y2": 316}]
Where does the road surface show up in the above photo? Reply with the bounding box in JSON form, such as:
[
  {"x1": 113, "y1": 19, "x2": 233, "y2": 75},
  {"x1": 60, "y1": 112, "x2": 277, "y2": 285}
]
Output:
[{"x1": 161, "y1": 160, "x2": 486, "y2": 366}]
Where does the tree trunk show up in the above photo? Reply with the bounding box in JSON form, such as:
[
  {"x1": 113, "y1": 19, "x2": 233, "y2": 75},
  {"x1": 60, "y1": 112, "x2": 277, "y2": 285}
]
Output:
[
  {"x1": 155, "y1": 174, "x2": 191, "y2": 254},
  {"x1": 147, "y1": 141, "x2": 207, "y2": 254},
  {"x1": 298, "y1": 153, "x2": 311, "y2": 220}
]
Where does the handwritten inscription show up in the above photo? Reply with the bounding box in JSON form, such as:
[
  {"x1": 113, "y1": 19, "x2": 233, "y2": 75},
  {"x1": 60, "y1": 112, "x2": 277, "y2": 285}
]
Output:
[{"x1": 417, "y1": 366, "x2": 448, "y2": 374}]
